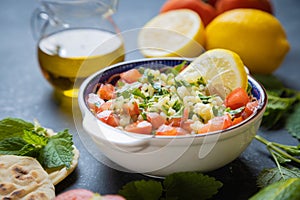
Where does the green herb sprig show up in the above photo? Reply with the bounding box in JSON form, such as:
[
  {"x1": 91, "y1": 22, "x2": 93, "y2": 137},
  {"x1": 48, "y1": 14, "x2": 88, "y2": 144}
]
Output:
[
  {"x1": 118, "y1": 172, "x2": 223, "y2": 200},
  {"x1": 255, "y1": 135, "x2": 300, "y2": 167},
  {"x1": 254, "y1": 74, "x2": 300, "y2": 131},
  {"x1": 0, "y1": 118, "x2": 74, "y2": 169}
]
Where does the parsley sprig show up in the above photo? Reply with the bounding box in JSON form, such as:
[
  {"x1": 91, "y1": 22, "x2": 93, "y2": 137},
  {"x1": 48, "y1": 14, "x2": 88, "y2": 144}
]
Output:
[{"x1": 0, "y1": 118, "x2": 74, "y2": 169}]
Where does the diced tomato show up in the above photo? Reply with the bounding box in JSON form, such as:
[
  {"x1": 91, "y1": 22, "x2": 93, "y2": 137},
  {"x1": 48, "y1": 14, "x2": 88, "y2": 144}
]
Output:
[
  {"x1": 156, "y1": 125, "x2": 189, "y2": 136},
  {"x1": 182, "y1": 107, "x2": 189, "y2": 122},
  {"x1": 97, "y1": 110, "x2": 119, "y2": 127},
  {"x1": 225, "y1": 87, "x2": 250, "y2": 110},
  {"x1": 166, "y1": 117, "x2": 181, "y2": 127},
  {"x1": 97, "y1": 110, "x2": 112, "y2": 121},
  {"x1": 125, "y1": 120, "x2": 153, "y2": 134},
  {"x1": 156, "y1": 124, "x2": 178, "y2": 136},
  {"x1": 181, "y1": 119, "x2": 194, "y2": 132},
  {"x1": 120, "y1": 68, "x2": 142, "y2": 83},
  {"x1": 175, "y1": 127, "x2": 189, "y2": 135},
  {"x1": 198, "y1": 114, "x2": 233, "y2": 134},
  {"x1": 242, "y1": 100, "x2": 259, "y2": 119},
  {"x1": 106, "y1": 114, "x2": 120, "y2": 127},
  {"x1": 97, "y1": 84, "x2": 116, "y2": 100},
  {"x1": 146, "y1": 112, "x2": 166, "y2": 129},
  {"x1": 96, "y1": 101, "x2": 113, "y2": 113},
  {"x1": 123, "y1": 101, "x2": 140, "y2": 116},
  {"x1": 232, "y1": 116, "x2": 243, "y2": 126},
  {"x1": 197, "y1": 124, "x2": 210, "y2": 134}
]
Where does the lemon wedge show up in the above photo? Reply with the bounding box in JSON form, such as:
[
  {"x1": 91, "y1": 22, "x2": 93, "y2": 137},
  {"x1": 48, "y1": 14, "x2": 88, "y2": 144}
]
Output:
[
  {"x1": 138, "y1": 9, "x2": 205, "y2": 58},
  {"x1": 177, "y1": 48, "x2": 248, "y2": 98}
]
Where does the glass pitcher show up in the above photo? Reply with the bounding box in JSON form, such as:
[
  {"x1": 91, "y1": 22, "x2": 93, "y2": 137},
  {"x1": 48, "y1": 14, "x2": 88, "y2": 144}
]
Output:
[{"x1": 31, "y1": 0, "x2": 125, "y2": 99}]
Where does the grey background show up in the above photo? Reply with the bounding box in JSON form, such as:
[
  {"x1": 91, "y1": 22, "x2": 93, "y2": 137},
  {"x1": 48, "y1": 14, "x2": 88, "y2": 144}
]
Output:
[{"x1": 0, "y1": 0, "x2": 299, "y2": 199}]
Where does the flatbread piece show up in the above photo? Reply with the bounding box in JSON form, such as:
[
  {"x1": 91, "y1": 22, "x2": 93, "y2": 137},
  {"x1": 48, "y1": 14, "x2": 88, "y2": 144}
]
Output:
[{"x1": 0, "y1": 155, "x2": 55, "y2": 200}]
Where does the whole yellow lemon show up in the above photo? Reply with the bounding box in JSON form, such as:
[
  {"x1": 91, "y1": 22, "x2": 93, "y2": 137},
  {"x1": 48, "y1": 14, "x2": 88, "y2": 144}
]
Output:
[{"x1": 206, "y1": 9, "x2": 290, "y2": 74}]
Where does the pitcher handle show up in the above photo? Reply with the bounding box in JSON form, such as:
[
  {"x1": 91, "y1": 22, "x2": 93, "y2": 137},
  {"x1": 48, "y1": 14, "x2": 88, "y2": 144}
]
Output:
[{"x1": 30, "y1": 7, "x2": 49, "y2": 40}]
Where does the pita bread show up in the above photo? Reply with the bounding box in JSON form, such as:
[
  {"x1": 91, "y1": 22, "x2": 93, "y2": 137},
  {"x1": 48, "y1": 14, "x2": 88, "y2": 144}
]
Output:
[
  {"x1": 45, "y1": 129, "x2": 79, "y2": 185},
  {"x1": 0, "y1": 155, "x2": 55, "y2": 200}
]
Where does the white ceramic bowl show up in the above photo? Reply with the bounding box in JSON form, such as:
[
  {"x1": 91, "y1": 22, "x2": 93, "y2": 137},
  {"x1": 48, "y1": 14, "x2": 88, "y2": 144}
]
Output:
[{"x1": 78, "y1": 58, "x2": 267, "y2": 177}]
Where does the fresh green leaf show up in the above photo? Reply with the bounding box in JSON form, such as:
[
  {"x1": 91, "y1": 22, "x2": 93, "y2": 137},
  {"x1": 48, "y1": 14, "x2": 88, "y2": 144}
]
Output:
[
  {"x1": 262, "y1": 92, "x2": 297, "y2": 129},
  {"x1": 119, "y1": 180, "x2": 162, "y2": 200},
  {"x1": 163, "y1": 172, "x2": 223, "y2": 200},
  {"x1": 273, "y1": 151, "x2": 292, "y2": 164},
  {"x1": 253, "y1": 74, "x2": 300, "y2": 130},
  {"x1": 286, "y1": 103, "x2": 300, "y2": 139},
  {"x1": 0, "y1": 118, "x2": 34, "y2": 140},
  {"x1": 172, "y1": 100, "x2": 182, "y2": 112},
  {"x1": 250, "y1": 178, "x2": 300, "y2": 200},
  {"x1": 0, "y1": 137, "x2": 39, "y2": 157},
  {"x1": 0, "y1": 137, "x2": 28, "y2": 155},
  {"x1": 246, "y1": 82, "x2": 253, "y2": 95},
  {"x1": 225, "y1": 107, "x2": 245, "y2": 115},
  {"x1": 132, "y1": 88, "x2": 146, "y2": 99},
  {"x1": 174, "y1": 61, "x2": 187, "y2": 73},
  {"x1": 39, "y1": 129, "x2": 74, "y2": 169},
  {"x1": 196, "y1": 77, "x2": 206, "y2": 86},
  {"x1": 118, "y1": 172, "x2": 222, "y2": 200},
  {"x1": 0, "y1": 118, "x2": 75, "y2": 170},
  {"x1": 257, "y1": 167, "x2": 300, "y2": 188},
  {"x1": 198, "y1": 94, "x2": 214, "y2": 104},
  {"x1": 117, "y1": 82, "x2": 141, "y2": 98},
  {"x1": 23, "y1": 130, "x2": 48, "y2": 147},
  {"x1": 147, "y1": 73, "x2": 155, "y2": 85},
  {"x1": 140, "y1": 112, "x2": 147, "y2": 120}
]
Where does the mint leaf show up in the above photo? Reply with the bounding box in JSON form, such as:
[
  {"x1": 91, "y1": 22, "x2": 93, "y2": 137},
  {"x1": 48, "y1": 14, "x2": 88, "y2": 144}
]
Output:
[
  {"x1": 23, "y1": 130, "x2": 48, "y2": 147},
  {"x1": 286, "y1": 103, "x2": 300, "y2": 139},
  {"x1": 253, "y1": 74, "x2": 300, "y2": 129},
  {"x1": 0, "y1": 137, "x2": 39, "y2": 157},
  {"x1": 118, "y1": 172, "x2": 222, "y2": 200},
  {"x1": 163, "y1": 172, "x2": 223, "y2": 200},
  {"x1": 257, "y1": 167, "x2": 300, "y2": 188},
  {"x1": 39, "y1": 129, "x2": 74, "y2": 169},
  {"x1": 0, "y1": 118, "x2": 34, "y2": 140},
  {"x1": 250, "y1": 178, "x2": 300, "y2": 200},
  {"x1": 0, "y1": 137, "x2": 28, "y2": 155},
  {"x1": 262, "y1": 91, "x2": 297, "y2": 129},
  {"x1": 119, "y1": 180, "x2": 162, "y2": 200}
]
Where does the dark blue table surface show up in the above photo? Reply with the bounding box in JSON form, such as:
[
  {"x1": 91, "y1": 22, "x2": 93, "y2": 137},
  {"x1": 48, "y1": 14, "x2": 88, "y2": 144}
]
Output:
[{"x1": 0, "y1": 0, "x2": 299, "y2": 199}]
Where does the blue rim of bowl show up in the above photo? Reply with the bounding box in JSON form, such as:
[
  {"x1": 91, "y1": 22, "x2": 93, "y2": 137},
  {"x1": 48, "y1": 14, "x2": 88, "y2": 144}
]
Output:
[{"x1": 78, "y1": 57, "x2": 268, "y2": 139}]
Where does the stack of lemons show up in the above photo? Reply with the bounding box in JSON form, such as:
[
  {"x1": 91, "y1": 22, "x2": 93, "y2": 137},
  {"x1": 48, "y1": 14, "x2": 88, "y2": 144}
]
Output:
[{"x1": 138, "y1": 8, "x2": 290, "y2": 75}]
